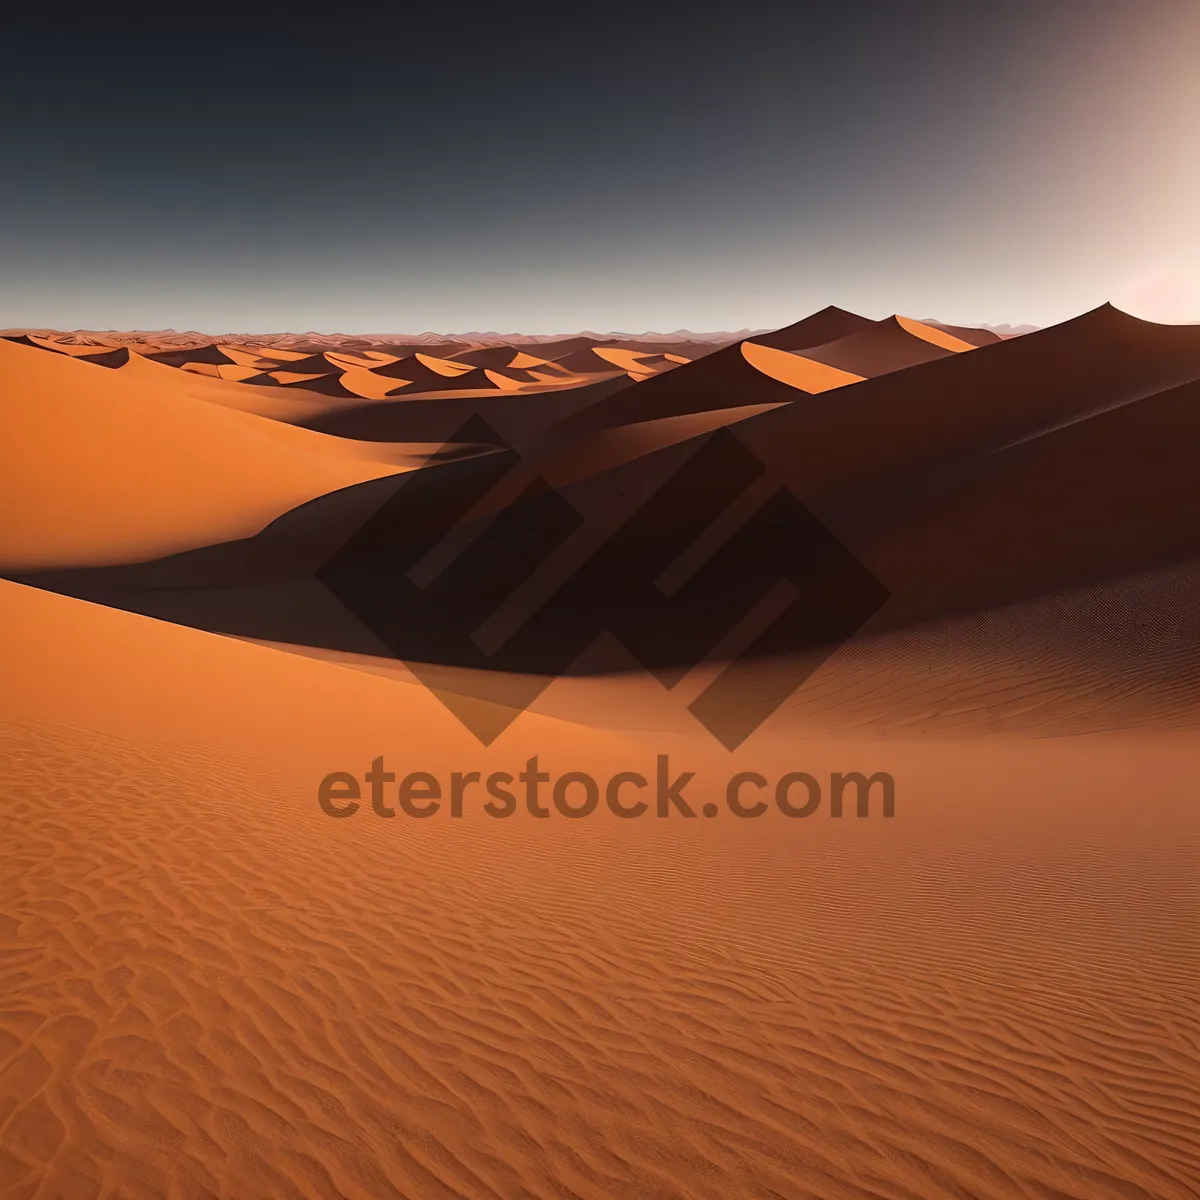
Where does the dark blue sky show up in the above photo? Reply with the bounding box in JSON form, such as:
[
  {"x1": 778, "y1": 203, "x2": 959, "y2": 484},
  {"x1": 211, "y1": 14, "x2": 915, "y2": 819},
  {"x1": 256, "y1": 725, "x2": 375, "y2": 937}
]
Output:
[{"x1": 2, "y1": 1, "x2": 1197, "y2": 331}]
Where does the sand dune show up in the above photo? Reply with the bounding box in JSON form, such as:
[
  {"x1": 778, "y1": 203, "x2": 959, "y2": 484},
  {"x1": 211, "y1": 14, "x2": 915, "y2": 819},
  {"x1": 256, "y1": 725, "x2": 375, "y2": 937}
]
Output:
[
  {"x1": 790, "y1": 314, "x2": 976, "y2": 377},
  {"x1": 734, "y1": 302, "x2": 1200, "y2": 520},
  {"x1": 450, "y1": 345, "x2": 528, "y2": 369},
  {"x1": 510, "y1": 335, "x2": 607, "y2": 359},
  {"x1": 369, "y1": 353, "x2": 492, "y2": 388},
  {"x1": 330, "y1": 366, "x2": 412, "y2": 400},
  {"x1": 250, "y1": 369, "x2": 364, "y2": 397},
  {"x1": 924, "y1": 319, "x2": 1005, "y2": 347},
  {"x1": 145, "y1": 342, "x2": 240, "y2": 368},
  {"x1": 249, "y1": 344, "x2": 339, "y2": 362},
  {"x1": 537, "y1": 346, "x2": 683, "y2": 379},
  {"x1": 117, "y1": 350, "x2": 367, "y2": 421},
  {"x1": 291, "y1": 374, "x2": 634, "y2": 444},
  {"x1": 214, "y1": 344, "x2": 281, "y2": 369},
  {"x1": 508, "y1": 349, "x2": 554, "y2": 369},
  {"x1": 324, "y1": 348, "x2": 402, "y2": 369},
  {"x1": 24, "y1": 334, "x2": 124, "y2": 358},
  {"x1": 547, "y1": 305, "x2": 881, "y2": 436},
  {"x1": 256, "y1": 350, "x2": 347, "y2": 375},
  {"x1": 3, "y1": 302, "x2": 1199, "y2": 1200},
  {"x1": 740, "y1": 339, "x2": 865, "y2": 391},
  {"x1": 0, "y1": 339, "x2": 411, "y2": 570},
  {"x1": 70, "y1": 345, "x2": 132, "y2": 369},
  {"x1": 590, "y1": 346, "x2": 686, "y2": 376},
  {"x1": 547, "y1": 347, "x2": 640, "y2": 374},
  {"x1": 750, "y1": 303, "x2": 877, "y2": 350},
  {"x1": 740, "y1": 314, "x2": 979, "y2": 396}
]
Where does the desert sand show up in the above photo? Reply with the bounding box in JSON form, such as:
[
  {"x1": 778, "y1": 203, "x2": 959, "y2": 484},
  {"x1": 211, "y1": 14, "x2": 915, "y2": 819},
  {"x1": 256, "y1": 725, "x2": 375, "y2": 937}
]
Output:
[{"x1": 2, "y1": 308, "x2": 1198, "y2": 1199}]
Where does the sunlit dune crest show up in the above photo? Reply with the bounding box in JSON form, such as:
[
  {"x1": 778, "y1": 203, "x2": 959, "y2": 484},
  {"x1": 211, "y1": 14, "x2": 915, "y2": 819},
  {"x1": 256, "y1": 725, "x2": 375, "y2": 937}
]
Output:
[
  {"x1": 27, "y1": 333, "x2": 122, "y2": 357},
  {"x1": 215, "y1": 344, "x2": 276, "y2": 368},
  {"x1": 591, "y1": 345, "x2": 660, "y2": 372},
  {"x1": 215, "y1": 363, "x2": 264, "y2": 382},
  {"x1": 246, "y1": 345, "x2": 318, "y2": 363},
  {"x1": 740, "y1": 338, "x2": 865, "y2": 391},
  {"x1": 895, "y1": 314, "x2": 978, "y2": 352},
  {"x1": 147, "y1": 343, "x2": 239, "y2": 368},
  {"x1": 483, "y1": 367, "x2": 526, "y2": 391},
  {"x1": 508, "y1": 349, "x2": 553, "y2": 369},
  {"x1": 450, "y1": 346, "x2": 528, "y2": 370},
  {"x1": 262, "y1": 369, "x2": 332, "y2": 386},
  {"x1": 413, "y1": 351, "x2": 476, "y2": 377},
  {"x1": 336, "y1": 366, "x2": 410, "y2": 399}
]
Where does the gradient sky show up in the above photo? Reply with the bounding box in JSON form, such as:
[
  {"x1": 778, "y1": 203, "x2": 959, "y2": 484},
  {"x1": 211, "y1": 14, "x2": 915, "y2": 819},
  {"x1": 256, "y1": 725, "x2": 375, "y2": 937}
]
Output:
[{"x1": 2, "y1": 1, "x2": 1198, "y2": 333}]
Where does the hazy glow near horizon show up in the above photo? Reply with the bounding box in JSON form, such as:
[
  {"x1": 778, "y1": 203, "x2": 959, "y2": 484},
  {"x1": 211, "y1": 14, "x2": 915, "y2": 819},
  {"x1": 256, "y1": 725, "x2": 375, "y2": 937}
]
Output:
[{"x1": 1, "y1": 2, "x2": 1198, "y2": 333}]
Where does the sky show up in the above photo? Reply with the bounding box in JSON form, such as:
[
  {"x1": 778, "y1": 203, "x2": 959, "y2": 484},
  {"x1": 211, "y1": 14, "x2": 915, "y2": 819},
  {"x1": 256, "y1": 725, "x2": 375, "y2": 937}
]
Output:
[{"x1": 2, "y1": 1, "x2": 1198, "y2": 333}]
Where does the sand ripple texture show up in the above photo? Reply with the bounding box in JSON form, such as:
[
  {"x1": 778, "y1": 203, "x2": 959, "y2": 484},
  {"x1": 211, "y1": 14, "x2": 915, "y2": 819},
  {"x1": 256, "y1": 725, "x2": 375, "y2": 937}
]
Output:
[{"x1": 2, "y1": 719, "x2": 1198, "y2": 1200}]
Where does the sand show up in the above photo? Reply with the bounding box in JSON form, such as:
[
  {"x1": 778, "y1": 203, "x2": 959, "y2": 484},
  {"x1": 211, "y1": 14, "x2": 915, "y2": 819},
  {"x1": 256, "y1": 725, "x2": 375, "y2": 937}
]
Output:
[{"x1": 2, "y1": 307, "x2": 1199, "y2": 1199}]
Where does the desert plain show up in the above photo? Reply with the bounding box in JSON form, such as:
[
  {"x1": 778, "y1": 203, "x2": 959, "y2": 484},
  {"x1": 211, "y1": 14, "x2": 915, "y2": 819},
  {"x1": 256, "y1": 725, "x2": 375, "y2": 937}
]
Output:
[{"x1": 1, "y1": 306, "x2": 1198, "y2": 1198}]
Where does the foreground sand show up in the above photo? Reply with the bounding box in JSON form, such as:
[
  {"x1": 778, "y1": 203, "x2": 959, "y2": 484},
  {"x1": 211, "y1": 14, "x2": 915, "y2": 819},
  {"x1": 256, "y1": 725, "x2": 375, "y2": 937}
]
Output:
[{"x1": 2, "y1": 580, "x2": 1197, "y2": 1199}]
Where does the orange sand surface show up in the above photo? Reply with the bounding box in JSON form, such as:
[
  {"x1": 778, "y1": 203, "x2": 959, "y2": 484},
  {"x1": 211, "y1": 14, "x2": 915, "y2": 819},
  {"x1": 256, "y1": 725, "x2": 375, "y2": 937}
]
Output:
[
  {"x1": 740, "y1": 339, "x2": 865, "y2": 391},
  {"x1": 2, "y1": 308, "x2": 1199, "y2": 1199}
]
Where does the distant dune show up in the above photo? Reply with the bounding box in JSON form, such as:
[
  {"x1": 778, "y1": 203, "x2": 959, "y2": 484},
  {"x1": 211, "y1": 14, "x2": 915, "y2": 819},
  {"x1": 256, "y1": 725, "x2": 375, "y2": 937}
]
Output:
[{"x1": 3, "y1": 303, "x2": 1198, "y2": 1200}]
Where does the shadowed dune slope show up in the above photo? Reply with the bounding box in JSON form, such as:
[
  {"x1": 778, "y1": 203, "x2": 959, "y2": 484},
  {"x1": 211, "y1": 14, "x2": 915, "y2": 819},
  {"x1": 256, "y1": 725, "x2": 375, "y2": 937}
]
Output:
[
  {"x1": 73, "y1": 345, "x2": 132, "y2": 369},
  {"x1": 734, "y1": 303, "x2": 1200, "y2": 520},
  {"x1": 522, "y1": 336, "x2": 607, "y2": 359},
  {"x1": 450, "y1": 345, "x2": 524, "y2": 369},
  {"x1": 551, "y1": 347, "x2": 643, "y2": 374},
  {"x1": 145, "y1": 342, "x2": 239, "y2": 368},
  {"x1": 925, "y1": 319, "x2": 1005, "y2": 347},
  {"x1": 750, "y1": 303, "x2": 877, "y2": 350},
  {"x1": 854, "y1": 373, "x2": 1200, "y2": 625}
]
